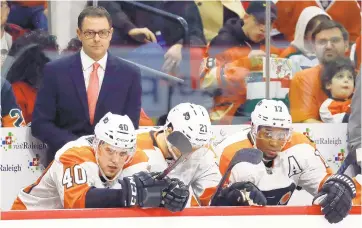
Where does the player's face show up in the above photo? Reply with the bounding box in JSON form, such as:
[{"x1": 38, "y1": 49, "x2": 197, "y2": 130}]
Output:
[
  {"x1": 255, "y1": 126, "x2": 290, "y2": 159},
  {"x1": 77, "y1": 16, "x2": 113, "y2": 61},
  {"x1": 97, "y1": 142, "x2": 130, "y2": 179},
  {"x1": 326, "y1": 69, "x2": 354, "y2": 99},
  {"x1": 314, "y1": 28, "x2": 348, "y2": 64},
  {"x1": 243, "y1": 14, "x2": 266, "y2": 43}
]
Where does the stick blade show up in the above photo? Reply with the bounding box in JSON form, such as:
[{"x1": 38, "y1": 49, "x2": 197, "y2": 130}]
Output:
[
  {"x1": 230, "y1": 148, "x2": 263, "y2": 167},
  {"x1": 166, "y1": 131, "x2": 192, "y2": 155},
  {"x1": 210, "y1": 148, "x2": 263, "y2": 205}
]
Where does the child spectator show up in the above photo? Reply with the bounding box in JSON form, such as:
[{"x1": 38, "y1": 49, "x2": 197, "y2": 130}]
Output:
[{"x1": 319, "y1": 57, "x2": 356, "y2": 123}]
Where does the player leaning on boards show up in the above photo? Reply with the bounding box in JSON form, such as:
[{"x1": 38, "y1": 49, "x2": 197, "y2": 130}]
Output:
[
  {"x1": 11, "y1": 112, "x2": 189, "y2": 211},
  {"x1": 211, "y1": 99, "x2": 361, "y2": 224},
  {"x1": 137, "y1": 103, "x2": 221, "y2": 206}
]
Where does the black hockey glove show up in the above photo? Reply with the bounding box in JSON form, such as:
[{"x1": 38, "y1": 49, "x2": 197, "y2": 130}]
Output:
[
  {"x1": 313, "y1": 174, "x2": 357, "y2": 224},
  {"x1": 120, "y1": 171, "x2": 169, "y2": 208},
  {"x1": 210, "y1": 181, "x2": 267, "y2": 206},
  {"x1": 161, "y1": 177, "x2": 190, "y2": 212}
]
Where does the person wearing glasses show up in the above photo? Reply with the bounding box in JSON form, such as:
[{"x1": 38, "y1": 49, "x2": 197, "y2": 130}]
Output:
[
  {"x1": 31, "y1": 6, "x2": 142, "y2": 166},
  {"x1": 289, "y1": 20, "x2": 350, "y2": 123},
  {"x1": 212, "y1": 99, "x2": 360, "y2": 224}
]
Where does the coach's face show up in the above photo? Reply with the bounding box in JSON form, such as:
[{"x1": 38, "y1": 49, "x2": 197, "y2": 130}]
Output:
[{"x1": 77, "y1": 16, "x2": 113, "y2": 61}]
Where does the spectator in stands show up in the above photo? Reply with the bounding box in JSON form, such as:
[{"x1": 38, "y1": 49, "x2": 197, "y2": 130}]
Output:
[
  {"x1": 194, "y1": 0, "x2": 246, "y2": 42},
  {"x1": 279, "y1": 6, "x2": 331, "y2": 70},
  {"x1": 198, "y1": 1, "x2": 278, "y2": 124},
  {"x1": 5, "y1": 30, "x2": 59, "y2": 125},
  {"x1": 319, "y1": 57, "x2": 356, "y2": 123},
  {"x1": 207, "y1": 1, "x2": 278, "y2": 60},
  {"x1": 7, "y1": 1, "x2": 48, "y2": 31},
  {"x1": 274, "y1": 0, "x2": 361, "y2": 44},
  {"x1": 0, "y1": 78, "x2": 25, "y2": 127},
  {"x1": 289, "y1": 20, "x2": 350, "y2": 123},
  {"x1": 98, "y1": 0, "x2": 206, "y2": 74},
  {"x1": 1, "y1": 0, "x2": 11, "y2": 65},
  {"x1": 31, "y1": 6, "x2": 142, "y2": 166}
]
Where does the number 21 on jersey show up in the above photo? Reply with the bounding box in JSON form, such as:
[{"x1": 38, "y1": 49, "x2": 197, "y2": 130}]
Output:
[{"x1": 62, "y1": 165, "x2": 87, "y2": 188}]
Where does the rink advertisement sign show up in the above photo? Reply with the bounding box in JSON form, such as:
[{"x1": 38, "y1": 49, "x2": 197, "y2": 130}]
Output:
[
  {"x1": 0, "y1": 127, "x2": 48, "y2": 210},
  {"x1": 0, "y1": 124, "x2": 349, "y2": 210}
]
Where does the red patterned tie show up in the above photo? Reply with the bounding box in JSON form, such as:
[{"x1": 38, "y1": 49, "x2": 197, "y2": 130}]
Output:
[{"x1": 87, "y1": 62, "x2": 100, "y2": 124}]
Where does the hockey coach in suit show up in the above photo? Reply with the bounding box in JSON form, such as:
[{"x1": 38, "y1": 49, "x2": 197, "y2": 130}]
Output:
[{"x1": 32, "y1": 6, "x2": 142, "y2": 165}]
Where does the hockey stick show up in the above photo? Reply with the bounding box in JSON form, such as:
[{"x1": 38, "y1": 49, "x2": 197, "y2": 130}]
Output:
[
  {"x1": 156, "y1": 131, "x2": 193, "y2": 180},
  {"x1": 121, "y1": 58, "x2": 184, "y2": 84},
  {"x1": 337, "y1": 148, "x2": 361, "y2": 175},
  {"x1": 210, "y1": 148, "x2": 263, "y2": 204}
]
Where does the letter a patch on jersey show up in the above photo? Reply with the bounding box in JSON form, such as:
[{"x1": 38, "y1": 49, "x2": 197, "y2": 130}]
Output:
[{"x1": 288, "y1": 156, "x2": 302, "y2": 177}]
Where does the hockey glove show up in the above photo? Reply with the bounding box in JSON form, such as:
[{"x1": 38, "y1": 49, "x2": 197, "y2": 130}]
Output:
[
  {"x1": 161, "y1": 177, "x2": 190, "y2": 212},
  {"x1": 313, "y1": 174, "x2": 357, "y2": 224},
  {"x1": 120, "y1": 171, "x2": 169, "y2": 208},
  {"x1": 210, "y1": 181, "x2": 267, "y2": 206}
]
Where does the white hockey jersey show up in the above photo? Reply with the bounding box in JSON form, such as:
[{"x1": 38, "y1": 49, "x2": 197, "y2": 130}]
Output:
[
  {"x1": 216, "y1": 130, "x2": 336, "y2": 205},
  {"x1": 137, "y1": 129, "x2": 222, "y2": 206},
  {"x1": 11, "y1": 135, "x2": 149, "y2": 210}
]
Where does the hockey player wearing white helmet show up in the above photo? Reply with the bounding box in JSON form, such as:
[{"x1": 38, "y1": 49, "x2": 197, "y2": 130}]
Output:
[
  {"x1": 212, "y1": 99, "x2": 360, "y2": 224},
  {"x1": 11, "y1": 112, "x2": 188, "y2": 211},
  {"x1": 137, "y1": 102, "x2": 221, "y2": 207}
]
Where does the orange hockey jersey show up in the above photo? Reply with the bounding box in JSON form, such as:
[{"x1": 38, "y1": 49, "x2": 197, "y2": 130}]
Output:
[
  {"x1": 1, "y1": 79, "x2": 25, "y2": 127},
  {"x1": 215, "y1": 130, "x2": 361, "y2": 205},
  {"x1": 319, "y1": 98, "x2": 351, "y2": 123},
  {"x1": 137, "y1": 129, "x2": 221, "y2": 206},
  {"x1": 11, "y1": 81, "x2": 37, "y2": 125},
  {"x1": 199, "y1": 45, "x2": 281, "y2": 124},
  {"x1": 275, "y1": 0, "x2": 361, "y2": 43},
  {"x1": 11, "y1": 135, "x2": 149, "y2": 210}
]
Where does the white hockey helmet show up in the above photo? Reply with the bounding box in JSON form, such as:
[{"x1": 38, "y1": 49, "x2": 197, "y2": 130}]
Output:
[
  {"x1": 251, "y1": 99, "x2": 292, "y2": 140},
  {"x1": 94, "y1": 112, "x2": 137, "y2": 164},
  {"x1": 164, "y1": 103, "x2": 212, "y2": 151}
]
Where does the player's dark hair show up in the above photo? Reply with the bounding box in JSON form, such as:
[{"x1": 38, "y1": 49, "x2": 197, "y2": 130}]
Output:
[
  {"x1": 321, "y1": 57, "x2": 356, "y2": 97},
  {"x1": 6, "y1": 30, "x2": 59, "y2": 89},
  {"x1": 78, "y1": 6, "x2": 112, "y2": 29},
  {"x1": 64, "y1": 38, "x2": 83, "y2": 52}
]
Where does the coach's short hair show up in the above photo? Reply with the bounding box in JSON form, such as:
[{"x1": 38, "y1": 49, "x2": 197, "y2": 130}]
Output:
[
  {"x1": 78, "y1": 6, "x2": 112, "y2": 29},
  {"x1": 312, "y1": 20, "x2": 349, "y2": 42}
]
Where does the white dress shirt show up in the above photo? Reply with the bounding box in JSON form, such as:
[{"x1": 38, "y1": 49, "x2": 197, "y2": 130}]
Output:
[{"x1": 80, "y1": 48, "x2": 108, "y2": 91}]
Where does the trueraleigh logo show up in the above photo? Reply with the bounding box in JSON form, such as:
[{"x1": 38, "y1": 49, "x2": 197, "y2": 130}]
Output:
[
  {"x1": 327, "y1": 149, "x2": 346, "y2": 168},
  {"x1": 303, "y1": 128, "x2": 342, "y2": 146},
  {"x1": 1, "y1": 131, "x2": 47, "y2": 151},
  {"x1": 1, "y1": 132, "x2": 16, "y2": 151},
  {"x1": 28, "y1": 154, "x2": 45, "y2": 173},
  {"x1": 0, "y1": 164, "x2": 22, "y2": 173}
]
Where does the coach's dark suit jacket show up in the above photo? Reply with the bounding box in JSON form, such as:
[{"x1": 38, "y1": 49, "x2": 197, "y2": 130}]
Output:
[{"x1": 31, "y1": 51, "x2": 141, "y2": 162}]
